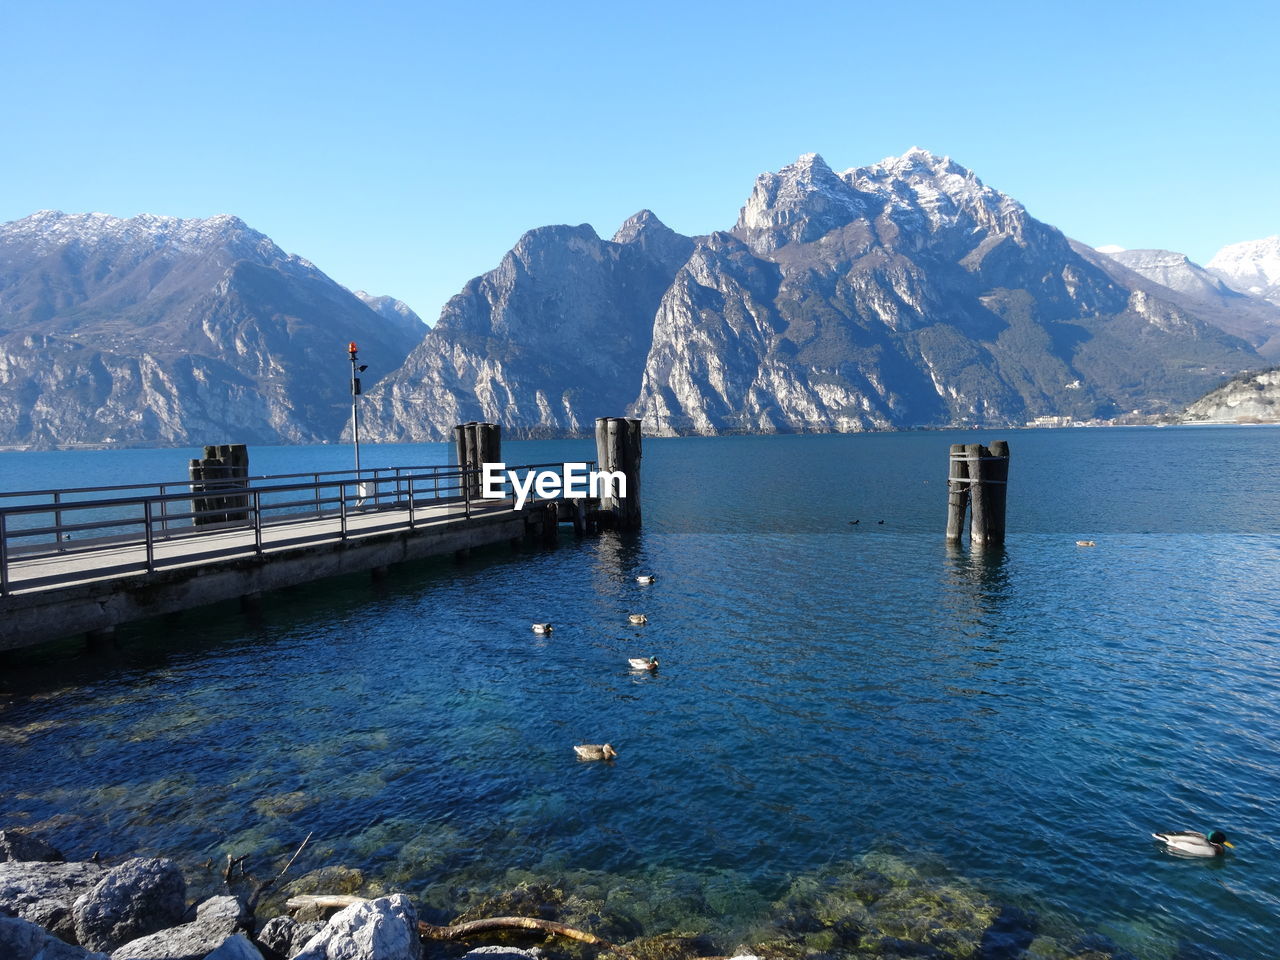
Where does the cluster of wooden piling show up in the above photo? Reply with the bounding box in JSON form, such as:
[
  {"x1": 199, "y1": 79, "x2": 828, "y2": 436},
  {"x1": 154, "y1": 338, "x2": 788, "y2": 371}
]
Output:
[
  {"x1": 189, "y1": 444, "x2": 250, "y2": 526},
  {"x1": 453, "y1": 422, "x2": 501, "y2": 499},
  {"x1": 594, "y1": 417, "x2": 642, "y2": 531},
  {"x1": 945, "y1": 441, "x2": 1009, "y2": 547},
  {"x1": 444, "y1": 417, "x2": 642, "y2": 546}
]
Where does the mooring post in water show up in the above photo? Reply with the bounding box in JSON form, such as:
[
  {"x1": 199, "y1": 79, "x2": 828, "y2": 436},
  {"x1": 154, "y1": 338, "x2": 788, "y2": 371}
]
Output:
[
  {"x1": 476, "y1": 423, "x2": 501, "y2": 495},
  {"x1": 987, "y1": 440, "x2": 1010, "y2": 544},
  {"x1": 452, "y1": 422, "x2": 501, "y2": 501},
  {"x1": 966, "y1": 443, "x2": 990, "y2": 546},
  {"x1": 594, "y1": 417, "x2": 642, "y2": 530},
  {"x1": 954, "y1": 441, "x2": 1010, "y2": 547},
  {"x1": 189, "y1": 444, "x2": 249, "y2": 527},
  {"x1": 463, "y1": 422, "x2": 480, "y2": 499},
  {"x1": 541, "y1": 500, "x2": 560, "y2": 546},
  {"x1": 945, "y1": 443, "x2": 969, "y2": 543}
]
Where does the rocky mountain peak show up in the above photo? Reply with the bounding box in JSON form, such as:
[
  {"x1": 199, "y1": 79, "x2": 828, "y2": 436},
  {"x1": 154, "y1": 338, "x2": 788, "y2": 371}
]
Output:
[
  {"x1": 846, "y1": 148, "x2": 1026, "y2": 240},
  {"x1": 612, "y1": 209, "x2": 668, "y2": 244},
  {"x1": 612, "y1": 210, "x2": 697, "y2": 277},
  {"x1": 734, "y1": 152, "x2": 869, "y2": 254},
  {"x1": 353, "y1": 291, "x2": 427, "y2": 339}
]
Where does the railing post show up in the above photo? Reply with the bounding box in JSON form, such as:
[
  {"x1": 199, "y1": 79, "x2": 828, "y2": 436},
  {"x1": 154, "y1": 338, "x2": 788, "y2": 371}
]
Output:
[
  {"x1": 408, "y1": 477, "x2": 416, "y2": 529},
  {"x1": 340, "y1": 483, "x2": 349, "y2": 540},
  {"x1": 143, "y1": 500, "x2": 156, "y2": 573},
  {"x1": 314, "y1": 473, "x2": 321, "y2": 517},
  {"x1": 253, "y1": 490, "x2": 263, "y2": 556},
  {"x1": 0, "y1": 511, "x2": 9, "y2": 597},
  {"x1": 464, "y1": 467, "x2": 472, "y2": 519},
  {"x1": 53, "y1": 491, "x2": 64, "y2": 548}
]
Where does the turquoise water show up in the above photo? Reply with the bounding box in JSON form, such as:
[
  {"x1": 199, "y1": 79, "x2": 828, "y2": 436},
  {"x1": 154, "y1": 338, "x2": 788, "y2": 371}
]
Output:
[{"x1": 1, "y1": 428, "x2": 1278, "y2": 958}]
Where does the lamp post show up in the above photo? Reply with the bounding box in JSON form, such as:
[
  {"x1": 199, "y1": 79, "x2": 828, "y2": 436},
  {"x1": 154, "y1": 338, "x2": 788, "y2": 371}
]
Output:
[{"x1": 348, "y1": 341, "x2": 368, "y2": 477}]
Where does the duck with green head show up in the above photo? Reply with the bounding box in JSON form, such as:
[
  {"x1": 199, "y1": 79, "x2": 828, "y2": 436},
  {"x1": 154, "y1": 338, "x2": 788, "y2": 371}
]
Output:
[{"x1": 1152, "y1": 829, "x2": 1234, "y2": 857}]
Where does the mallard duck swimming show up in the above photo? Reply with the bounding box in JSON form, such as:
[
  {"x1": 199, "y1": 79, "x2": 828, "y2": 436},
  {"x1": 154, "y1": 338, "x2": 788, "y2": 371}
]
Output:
[
  {"x1": 628, "y1": 656, "x2": 659, "y2": 671},
  {"x1": 532, "y1": 623, "x2": 553, "y2": 634},
  {"x1": 1152, "y1": 830, "x2": 1234, "y2": 857},
  {"x1": 573, "y1": 743, "x2": 617, "y2": 761},
  {"x1": 635, "y1": 575, "x2": 656, "y2": 584},
  {"x1": 628, "y1": 614, "x2": 648, "y2": 625}
]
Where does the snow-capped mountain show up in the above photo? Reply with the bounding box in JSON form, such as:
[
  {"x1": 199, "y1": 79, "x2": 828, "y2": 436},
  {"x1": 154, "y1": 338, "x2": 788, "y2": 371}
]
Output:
[
  {"x1": 357, "y1": 149, "x2": 1264, "y2": 440},
  {"x1": 625, "y1": 150, "x2": 1259, "y2": 435},
  {"x1": 1087, "y1": 246, "x2": 1280, "y2": 357},
  {"x1": 0, "y1": 211, "x2": 426, "y2": 447},
  {"x1": 2, "y1": 155, "x2": 1271, "y2": 447},
  {"x1": 1207, "y1": 236, "x2": 1280, "y2": 305}
]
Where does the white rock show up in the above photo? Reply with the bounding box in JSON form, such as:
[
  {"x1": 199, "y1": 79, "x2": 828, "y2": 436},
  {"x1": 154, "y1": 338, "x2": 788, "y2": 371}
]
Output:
[{"x1": 293, "y1": 894, "x2": 420, "y2": 960}]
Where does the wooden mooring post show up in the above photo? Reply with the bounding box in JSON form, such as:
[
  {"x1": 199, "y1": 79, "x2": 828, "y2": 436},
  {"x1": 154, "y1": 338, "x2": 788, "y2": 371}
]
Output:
[
  {"x1": 594, "y1": 417, "x2": 642, "y2": 531},
  {"x1": 945, "y1": 441, "x2": 1009, "y2": 547},
  {"x1": 189, "y1": 444, "x2": 249, "y2": 526},
  {"x1": 453, "y1": 422, "x2": 501, "y2": 499}
]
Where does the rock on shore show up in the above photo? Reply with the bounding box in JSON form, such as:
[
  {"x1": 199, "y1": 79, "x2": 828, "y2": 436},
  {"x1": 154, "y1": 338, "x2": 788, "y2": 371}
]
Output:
[{"x1": 73, "y1": 858, "x2": 188, "y2": 952}]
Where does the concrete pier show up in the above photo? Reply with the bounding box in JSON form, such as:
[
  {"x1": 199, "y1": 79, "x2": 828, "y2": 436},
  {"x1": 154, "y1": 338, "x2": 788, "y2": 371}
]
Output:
[{"x1": 0, "y1": 496, "x2": 561, "y2": 653}]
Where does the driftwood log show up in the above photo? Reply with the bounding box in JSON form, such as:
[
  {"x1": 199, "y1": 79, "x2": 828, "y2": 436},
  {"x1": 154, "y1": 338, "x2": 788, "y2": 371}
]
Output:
[{"x1": 284, "y1": 895, "x2": 612, "y2": 948}]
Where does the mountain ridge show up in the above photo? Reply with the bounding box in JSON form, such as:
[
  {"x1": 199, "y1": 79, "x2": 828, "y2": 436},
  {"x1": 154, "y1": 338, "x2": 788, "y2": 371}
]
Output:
[
  {"x1": 0, "y1": 210, "x2": 426, "y2": 447},
  {"x1": 0, "y1": 153, "x2": 1272, "y2": 447}
]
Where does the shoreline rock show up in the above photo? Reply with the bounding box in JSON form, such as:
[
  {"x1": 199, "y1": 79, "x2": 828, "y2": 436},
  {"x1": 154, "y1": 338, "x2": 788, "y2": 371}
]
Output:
[{"x1": 73, "y1": 857, "x2": 188, "y2": 952}]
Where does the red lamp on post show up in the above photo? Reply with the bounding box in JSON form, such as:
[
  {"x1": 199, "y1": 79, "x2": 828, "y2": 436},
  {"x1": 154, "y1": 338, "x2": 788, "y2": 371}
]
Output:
[{"x1": 348, "y1": 341, "x2": 368, "y2": 477}]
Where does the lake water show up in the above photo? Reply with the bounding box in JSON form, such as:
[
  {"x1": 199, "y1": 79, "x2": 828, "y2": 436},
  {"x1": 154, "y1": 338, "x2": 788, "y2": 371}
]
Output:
[{"x1": 1, "y1": 427, "x2": 1277, "y2": 959}]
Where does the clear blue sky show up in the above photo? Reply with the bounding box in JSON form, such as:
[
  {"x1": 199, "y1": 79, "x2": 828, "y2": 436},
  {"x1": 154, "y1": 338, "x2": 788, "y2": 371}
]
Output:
[{"x1": 2, "y1": 0, "x2": 1276, "y2": 324}]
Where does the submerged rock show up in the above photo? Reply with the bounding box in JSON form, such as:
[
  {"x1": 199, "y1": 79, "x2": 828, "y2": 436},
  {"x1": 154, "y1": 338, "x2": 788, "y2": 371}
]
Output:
[
  {"x1": 0, "y1": 913, "x2": 109, "y2": 960},
  {"x1": 463, "y1": 948, "x2": 541, "y2": 960},
  {"x1": 0, "y1": 859, "x2": 105, "y2": 943},
  {"x1": 746, "y1": 854, "x2": 1009, "y2": 960},
  {"x1": 293, "y1": 894, "x2": 421, "y2": 960},
  {"x1": 72, "y1": 857, "x2": 187, "y2": 952},
  {"x1": 0, "y1": 829, "x2": 66, "y2": 863}
]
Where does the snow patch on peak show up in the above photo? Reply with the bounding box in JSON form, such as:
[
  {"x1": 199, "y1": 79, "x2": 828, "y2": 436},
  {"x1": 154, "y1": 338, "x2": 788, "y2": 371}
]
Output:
[
  {"x1": 1207, "y1": 236, "x2": 1280, "y2": 295},
  {"x1": 845, "y1": 148, "x2": 1024, "y2": 236}
]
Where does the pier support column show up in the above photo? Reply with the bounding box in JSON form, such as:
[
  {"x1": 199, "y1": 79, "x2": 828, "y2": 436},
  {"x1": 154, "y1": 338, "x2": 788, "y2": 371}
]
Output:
[{"x1": 594, "y1": 417, "x2": 642, "y2": 530}]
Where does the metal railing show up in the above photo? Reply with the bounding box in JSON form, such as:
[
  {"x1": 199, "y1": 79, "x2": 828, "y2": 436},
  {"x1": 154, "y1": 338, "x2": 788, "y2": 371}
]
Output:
[{"x1": 0, "y1": 461, "x2": 586, "y2": 597}]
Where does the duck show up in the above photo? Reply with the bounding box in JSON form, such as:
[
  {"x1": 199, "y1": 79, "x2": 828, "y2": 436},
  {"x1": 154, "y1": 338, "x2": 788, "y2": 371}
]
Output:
[
  {"x1": 531, "y1": 623, "x2": 553, "y2": 634},
  {"x1": 574, "y1": 743, "x2": 617, "y2": 761},
  {"x1": 635, "y1": 574, "x2": 657, "y2": 585},
  {"x1": 628, "y1": 656, "x2": 659, "y2": 671},
  {"x1": 628, "y1": 614, "x2": 648, "y2": 625},
  {"x1": 1152, "y1": 829, "x2": 1234, "y2": 857},
  {"x1": 1076, "y1": 540, "x2": 1096, "y2": 547}
]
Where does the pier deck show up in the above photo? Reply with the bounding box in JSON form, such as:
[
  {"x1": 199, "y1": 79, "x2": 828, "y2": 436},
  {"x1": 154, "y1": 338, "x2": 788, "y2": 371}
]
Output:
[{"x1": 0, "y1": 463, "x2": 579, "y2": 652}]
